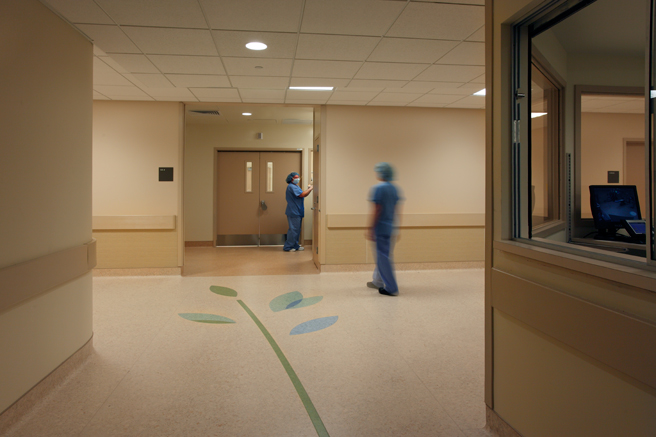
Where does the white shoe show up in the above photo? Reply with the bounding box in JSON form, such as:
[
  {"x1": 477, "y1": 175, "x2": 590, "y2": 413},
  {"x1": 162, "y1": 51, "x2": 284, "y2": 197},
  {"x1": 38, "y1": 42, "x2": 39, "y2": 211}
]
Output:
[
  {"x1": 289, "y1": 248, "x2": 297, "y2": 252},
  {"x1": 296, "y1": 247, "x2": 305, "y2": 251}
]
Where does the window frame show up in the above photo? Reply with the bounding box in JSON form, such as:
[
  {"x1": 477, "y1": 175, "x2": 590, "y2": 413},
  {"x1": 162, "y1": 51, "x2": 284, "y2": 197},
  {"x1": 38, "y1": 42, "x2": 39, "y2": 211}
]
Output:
[{"x1": 510, "y1": 0, "x2": 656, "y2": 271}]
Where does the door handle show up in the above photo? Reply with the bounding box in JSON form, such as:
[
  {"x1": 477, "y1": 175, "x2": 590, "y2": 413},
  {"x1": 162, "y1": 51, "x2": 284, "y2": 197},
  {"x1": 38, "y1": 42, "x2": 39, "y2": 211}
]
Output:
[{"x1": 260, "y1": 200, "x2": 267, "y2": 210}]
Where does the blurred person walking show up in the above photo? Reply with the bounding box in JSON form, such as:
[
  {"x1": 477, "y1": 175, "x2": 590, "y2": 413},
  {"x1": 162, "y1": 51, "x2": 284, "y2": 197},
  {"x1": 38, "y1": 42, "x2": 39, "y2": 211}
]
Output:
[{"x1": 366, "y1": 163, "x2": 403, "y2": 296}]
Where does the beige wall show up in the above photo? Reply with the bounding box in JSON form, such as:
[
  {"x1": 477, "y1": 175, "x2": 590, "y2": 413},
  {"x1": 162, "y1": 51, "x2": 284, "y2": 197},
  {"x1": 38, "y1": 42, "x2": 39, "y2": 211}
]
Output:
[
  {"x1": 580, "y1": 112, "x2": 644, "y2": 218},
  {"x1": 184, "y1": 121, "x2": 313, "y2": 242},
  {"x1": 92, "y1": 101, "x2": 184, "y2": 268},
  {"x1": 0, "y1": 0, "x2": 93, "y2": 413},
  {"x1": 322, "y1": 105, "x2": 485, "y2": 264},
  {"x1": 489, "y1": 1, "x2": 656, "y2": 435}
]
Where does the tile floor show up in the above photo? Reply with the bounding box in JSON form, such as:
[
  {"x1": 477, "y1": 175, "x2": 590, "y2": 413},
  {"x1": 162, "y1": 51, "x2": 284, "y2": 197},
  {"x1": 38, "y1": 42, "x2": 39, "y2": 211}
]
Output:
[{"x1": 6, "y1": 268, "x2": 492, "y2": 437}]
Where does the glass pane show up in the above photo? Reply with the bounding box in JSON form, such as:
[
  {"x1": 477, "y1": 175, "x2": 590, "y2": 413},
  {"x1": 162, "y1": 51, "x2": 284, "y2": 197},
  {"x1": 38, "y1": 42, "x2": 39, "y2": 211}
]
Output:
[
  {"x1": 530, "y1": 64, "x2": 559, "y2": 229},
  {"x1": 245, "y1": 161, "x2": 252, "y2": 193},
  {"x1": 266, "y1": 162, "x2": 273, "y2": 192}
]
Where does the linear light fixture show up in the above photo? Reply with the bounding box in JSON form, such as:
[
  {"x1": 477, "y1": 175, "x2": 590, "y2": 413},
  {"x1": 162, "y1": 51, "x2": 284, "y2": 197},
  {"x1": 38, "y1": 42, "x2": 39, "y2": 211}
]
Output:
[
  {"x1": 531, "y1": 112, "x2": 547, "y2": 118},
  {"x1": 246, "y1": 42, "x2": 267, "y2": 50},
  {"x1": 473, "y1": 89, "x2": 486, "y2": 96},
  {"x1": 242, "y1": 112, "x2": 252, "y2": 116},
  {"x1": 289, "y1": 86, "x2": 334, "y2": 91}
]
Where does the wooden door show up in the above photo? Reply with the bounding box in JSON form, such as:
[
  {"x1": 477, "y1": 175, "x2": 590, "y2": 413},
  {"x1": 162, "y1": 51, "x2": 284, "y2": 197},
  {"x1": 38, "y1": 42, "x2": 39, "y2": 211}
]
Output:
[
  {"x1": 259, "y1": 152, "x2": 302, "y2": 245},
  {"x1": 216, "y1": 151, "x2": 260, "y2": 245}
]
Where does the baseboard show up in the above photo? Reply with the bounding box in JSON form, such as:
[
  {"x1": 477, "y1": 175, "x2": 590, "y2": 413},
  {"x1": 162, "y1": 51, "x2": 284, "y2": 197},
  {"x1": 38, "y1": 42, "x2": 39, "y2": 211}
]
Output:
[
  {"x1": 185, "y1": 241, "x2": 214, "y2": 247},
  {"x1": 93, "y1": 267, "x2": 181, "y2": 276},
  {"x1": 0, "y1": 336, "x2": 93, "y2": 433},
  {"x1": 321, "y1": 261, "x2": 484, "y2": 272},
  {"x1": 486, "y1": 406, "x2": 523, "y2": 437}
]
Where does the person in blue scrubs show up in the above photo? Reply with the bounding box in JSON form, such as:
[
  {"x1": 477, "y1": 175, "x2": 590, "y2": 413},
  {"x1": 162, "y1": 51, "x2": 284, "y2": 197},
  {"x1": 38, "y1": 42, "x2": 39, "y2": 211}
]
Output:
[
  {"x1": 366, "y1": 163, "x2": 402, "y2": 296},
  {"x1": 284, "y1": 172, "x2": 313, "y2": 252}
]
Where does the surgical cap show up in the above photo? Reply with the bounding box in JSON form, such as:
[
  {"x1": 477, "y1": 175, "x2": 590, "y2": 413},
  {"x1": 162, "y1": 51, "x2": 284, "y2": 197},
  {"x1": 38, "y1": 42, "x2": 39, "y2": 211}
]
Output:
[
  {"x1": 286, "y1": 172, "x2": 300, "y2": 183},
  {"x1": 374, "y1": 162, "x2": 394, "y2": 181}
]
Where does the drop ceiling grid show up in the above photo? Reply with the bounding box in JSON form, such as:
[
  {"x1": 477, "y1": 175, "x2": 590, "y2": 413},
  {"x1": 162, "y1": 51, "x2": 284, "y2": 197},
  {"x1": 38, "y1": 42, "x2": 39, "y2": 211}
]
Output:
[{"x1": 41, "y1": 0, "x2": 486, "y2": 108}]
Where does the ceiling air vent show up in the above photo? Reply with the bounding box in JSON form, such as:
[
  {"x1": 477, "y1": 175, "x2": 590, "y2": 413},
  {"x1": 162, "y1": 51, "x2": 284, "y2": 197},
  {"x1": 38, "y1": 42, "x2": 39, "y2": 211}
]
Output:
[{"x1": 190, "y1": 110, "x2": 220, "y2": 116}]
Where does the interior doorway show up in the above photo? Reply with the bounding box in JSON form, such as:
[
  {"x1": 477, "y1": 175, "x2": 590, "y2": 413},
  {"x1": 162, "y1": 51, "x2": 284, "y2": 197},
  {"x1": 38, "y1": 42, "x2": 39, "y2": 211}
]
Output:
[
  {"x1": 624, "y1": 140, "x2": 646, "y2": 214},
  {"x1": 215, "y1": 150, "x2": 302, "y2": 246}
]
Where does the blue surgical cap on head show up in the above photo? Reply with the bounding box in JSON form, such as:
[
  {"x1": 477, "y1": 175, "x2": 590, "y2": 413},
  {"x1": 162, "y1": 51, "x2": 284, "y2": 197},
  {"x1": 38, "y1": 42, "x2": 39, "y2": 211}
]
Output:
[
  {"x1": 374, "y1": 162, "x2": 394, "y2": 181},
  {"x1": 286, "y1": 172, "x2": 299, "y2": 183}
]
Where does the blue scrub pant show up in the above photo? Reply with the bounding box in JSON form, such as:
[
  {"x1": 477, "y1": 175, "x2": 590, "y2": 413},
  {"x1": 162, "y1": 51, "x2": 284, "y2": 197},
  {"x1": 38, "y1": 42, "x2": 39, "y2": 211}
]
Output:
[
  {"x1": 374, "y1": 233, "x2": 398, "y2": 293},
  {"x1": 284, "y1": 216, "x2": 302, "y2": 251}
]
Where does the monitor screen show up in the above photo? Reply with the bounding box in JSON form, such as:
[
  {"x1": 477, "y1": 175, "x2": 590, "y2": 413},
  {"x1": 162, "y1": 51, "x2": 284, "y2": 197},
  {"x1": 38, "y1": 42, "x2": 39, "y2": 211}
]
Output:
[{"x1": 589, "y1": 185, "x2": 641, "y2": 231}]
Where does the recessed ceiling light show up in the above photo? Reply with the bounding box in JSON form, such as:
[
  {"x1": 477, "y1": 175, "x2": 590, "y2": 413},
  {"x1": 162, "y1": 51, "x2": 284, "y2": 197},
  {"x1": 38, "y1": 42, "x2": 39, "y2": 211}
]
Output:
[
  {"x1": 242, "y1": 112, "x2": 252, "y2": 116},
  {"x1": 473, "y1": 89, "x2": 486, "y2": 96},
  {"x1": 531, "y1": 112, "x2": 547, "y2": 118},
  {"x1": 289, "y1": 86, "x2": 334, "y2": 91},
  {"x1": 246, "y1": 42, "x2": 267, "y2": 51}
]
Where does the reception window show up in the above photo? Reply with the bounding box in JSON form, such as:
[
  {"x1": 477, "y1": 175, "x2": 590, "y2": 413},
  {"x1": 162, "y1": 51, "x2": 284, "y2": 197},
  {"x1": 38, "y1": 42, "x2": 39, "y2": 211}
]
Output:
[{"x1": 512, "y1": 0, "x2": 656, "y2": 267}]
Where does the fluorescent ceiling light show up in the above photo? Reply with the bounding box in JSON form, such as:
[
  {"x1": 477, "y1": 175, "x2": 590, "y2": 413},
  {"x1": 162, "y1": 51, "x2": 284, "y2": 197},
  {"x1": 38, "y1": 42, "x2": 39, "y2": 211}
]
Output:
[
  {"x1": 651, "y1": 90, "x2": 656, "y2": 99},
  {"x1": 289, "y1": 86, "x2": 334, "y2": 91},
  {"x1": 246, "y1": 42, "x2": 267, "y2": 50},
  {"x1": 531, "y1": 112, "x2": 547, "y2": 118},
  {"x1": 242, "y1": 112, "x2": 252, "y2": 116},
  {"x1": 473, "y1": 89, "x2": 486, "y2": 96}
]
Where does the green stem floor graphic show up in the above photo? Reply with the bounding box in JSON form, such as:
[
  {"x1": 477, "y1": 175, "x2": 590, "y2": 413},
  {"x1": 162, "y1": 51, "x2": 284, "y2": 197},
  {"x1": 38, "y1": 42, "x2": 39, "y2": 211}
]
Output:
[{"x1": 237, "y1": 300, "x2": 329, "y2": 437}]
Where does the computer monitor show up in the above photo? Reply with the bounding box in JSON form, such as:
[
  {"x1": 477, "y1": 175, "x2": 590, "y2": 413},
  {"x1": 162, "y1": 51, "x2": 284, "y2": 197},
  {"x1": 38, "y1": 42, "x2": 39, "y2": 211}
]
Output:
[{"x1": 589, "y1": 185, "x2": 641, "y2": 238}]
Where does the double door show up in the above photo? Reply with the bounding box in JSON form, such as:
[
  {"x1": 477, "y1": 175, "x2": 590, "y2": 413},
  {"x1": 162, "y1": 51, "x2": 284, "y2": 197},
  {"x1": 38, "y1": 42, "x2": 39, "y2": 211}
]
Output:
[{"x1": 216, "y1": 151, "x2": 301, "y2": 246}]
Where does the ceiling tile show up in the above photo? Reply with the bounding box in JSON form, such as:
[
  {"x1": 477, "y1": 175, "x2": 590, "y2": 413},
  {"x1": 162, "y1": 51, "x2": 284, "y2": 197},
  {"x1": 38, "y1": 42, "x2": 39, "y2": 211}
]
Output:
[
  {"x1": 370, "y1": 93, "x2": 424, "y2": 103},
  {"x1": 368, "y1": 38, "x2": 458, "y2": 64},
  {"x1": 122, "y1": 27, "x2": 218, "y2": 56},
  {"x1": 409, "y1": 102, "x2": 448, "y2": 107},
  {"x1": 93, "y1": 58, "x2": 132, "y2": 86},
  {"x1": 286, "y1": 97, "x2": 330, "y2": 104},
  {"x1": 77, "y1": 25, "x2": 140, "y2": 53},
  {"x1": 347, "y1": 79, "x2": 408, "y2": 89},
  {"x1": 286, "y1": 90, "x2": 334, "y2": 100},
  {"x1": 301, "y1": 0, "x2": 405, "y2": 36},
  {"x1": 230, "y1": 76, "x2": 289, "y2": 89},
  {"x1": 239, "y1": 89, "x2": 286, "y2": 99},
  {"x1": 201, "y1": 0, "x2": 304, "y2": 32},
  {"x1": 329, "y1": 90, "x2": 380, "y2": 101},
  {"x1": 94, "y1": 85, "x2": 152, "y2": 98},
  {"x1": 354, "y1": 62, "x2": 429, "y2": 81},
  {"x1": 93, "y1": 46, "x2": 108, "y2": 56},
  {"x1": 296, "y1": 34, "x2": 379, "y2": 61},
  {"x1": 290, "y1": 78, "x2": 351, "y2": 88},
  {"x1": 93, "y1": 90, "x2": 110, "y2": 99},
  {"x1": 242, "y1": 98, "x2": 285, "y2": 104},
  {"x1": 98, "y1": 56, "x2": 129, "y2": 74},
  {"x1": 387, "y1": 2, "x2": 484, "y2": 40},
  {"x1": 367, "y1": 101, "x2": 408, "y2": 107},
  {"x1": 429, "y1": 87, "x2": 481, "y2": 96},
  {"x1": 166, "y1": 74, "x2": 231, "y2": 88},
  {"x1": 404, "y1": 81, "x2": 463, "y2": 91},
  {"x1": 412, "y1": 94, "x2": 464, "y2": 104},
  {"x1": 109, "y1": 54, "x2": 160, "y2": 73},
  {"x1": 467, "y1": 26, "x2": 485, "y2": 42},
  {"x1": 42, "y1": 0, "x2": 113, "y2": 24},
  {"x1": 130, "y1": 74, "x2": 174, "y2": 88},
  {"x1": 326, "y1": 100, "x2": 365, "y2": 106},
  {"x1": 470, "y1": 73, "x2": 485, "y2": 84},
  {"x1": 446, "y1": 95, "x2": 485, "y2": 108},
  {"x1": 148, "y1": 55, "x2": 225, "y2": 75},
  {"x1": 212, "y1": 31, "x2": 298, "y2": 58},
  {"x1": 415, "y1": 65, "x2": 485, "y2": 82},
  {"x1": 190, "y1": 88, "x2": 242, "y2": 102},
  {"x1": 95, "y1": 0, "x2": 206, "y2": 28},
  {"x1": 144, "y1": 87, "x2": 197, "y2": 98},
  {"x1": 292, "y1": 60, "x2": 361, "y2": 78},
  {"x1": 436, "y1": 42, "x2": 485, "y2": 65},
  {"x1": 223, "y1": 58, "x2": 293, "y2": 76}
]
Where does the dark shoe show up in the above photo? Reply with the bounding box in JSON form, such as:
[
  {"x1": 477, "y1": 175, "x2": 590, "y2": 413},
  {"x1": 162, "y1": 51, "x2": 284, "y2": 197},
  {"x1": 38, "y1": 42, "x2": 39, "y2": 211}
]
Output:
[
  {"x1": 367, "y1": 281, "x2": 382, "y2": 289},
  {"x1": 379, "y1": 288, "x2": 398, "y2": 296}
]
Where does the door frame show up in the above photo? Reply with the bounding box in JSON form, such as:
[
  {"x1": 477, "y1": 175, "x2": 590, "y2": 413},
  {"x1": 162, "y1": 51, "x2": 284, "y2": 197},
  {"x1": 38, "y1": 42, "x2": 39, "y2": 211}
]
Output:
[{"x1": 213, "y1": 148, "x2": 310, "y2": 246}]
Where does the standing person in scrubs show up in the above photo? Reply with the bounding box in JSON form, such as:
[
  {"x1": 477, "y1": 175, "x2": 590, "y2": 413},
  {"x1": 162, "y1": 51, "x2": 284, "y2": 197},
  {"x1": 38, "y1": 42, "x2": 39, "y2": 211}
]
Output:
[
  {"x1": 366, "y1": 162, "x2": 402, "y2": 296},
  {"x1": 284, "y1": 172, "x2": 313, "y2": 252}
]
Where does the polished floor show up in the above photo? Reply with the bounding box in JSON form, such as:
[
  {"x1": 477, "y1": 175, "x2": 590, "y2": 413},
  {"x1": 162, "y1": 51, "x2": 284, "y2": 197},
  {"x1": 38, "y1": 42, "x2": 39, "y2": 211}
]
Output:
[
  {"x1": 6, "y1": 268, "x2": 491, "y2": 437},
  {"x1": 183, "y1": 245, "x2": 319, "y2": 276}
]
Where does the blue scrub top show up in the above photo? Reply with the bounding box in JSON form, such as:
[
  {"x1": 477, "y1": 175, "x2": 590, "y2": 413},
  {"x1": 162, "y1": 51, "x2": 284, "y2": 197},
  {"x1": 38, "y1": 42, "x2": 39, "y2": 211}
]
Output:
[
  {"x1": 370, "y1": 182, "x2": 401, "y2": 236},
  {"x1": 286, "y1": 183, "x2": 305, "y2": 217}
]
